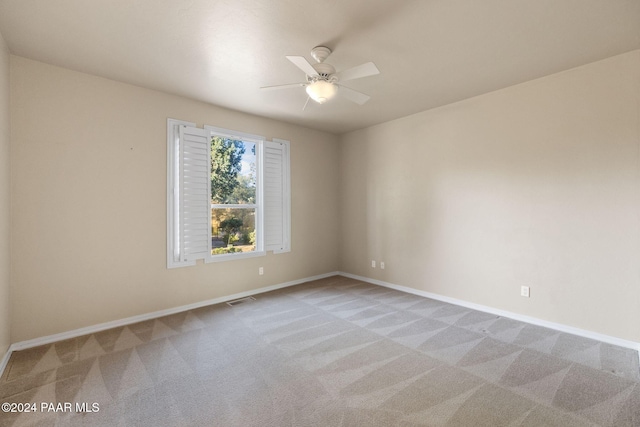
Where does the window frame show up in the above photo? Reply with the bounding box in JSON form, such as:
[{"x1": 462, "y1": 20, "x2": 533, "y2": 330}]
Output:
[{"x1": 205, "y1": 125, "x2": 266, "y2": 263}]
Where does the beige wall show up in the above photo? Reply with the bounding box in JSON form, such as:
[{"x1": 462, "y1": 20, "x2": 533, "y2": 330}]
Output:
[
  {"x1": 0, "y1": 33, "x2": 10, "y2": 354},
  {"x1": 8, "y1": 49, "x2": 640, "y2": 345},
  {"x1": 339, "y1": 50, "x2": 640, "y2": 342},
  {"x1": 10, "y1": 56, "x2": 339, "y2": 342}
]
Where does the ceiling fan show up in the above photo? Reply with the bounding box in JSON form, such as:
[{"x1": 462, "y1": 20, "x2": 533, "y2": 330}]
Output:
[{"x1": 261, "y1": 46, "x2": 380, "y2": 108}]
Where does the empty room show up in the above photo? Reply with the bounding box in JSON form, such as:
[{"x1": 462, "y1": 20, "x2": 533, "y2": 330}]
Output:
[{"x1": 0, "y1": 0, "x2": 639, "y2": 426}]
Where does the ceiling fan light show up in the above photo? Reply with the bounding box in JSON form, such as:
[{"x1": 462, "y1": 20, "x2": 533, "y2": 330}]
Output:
[{"x1": 306, "y1": 80, "x2": 337, "y2": 104}]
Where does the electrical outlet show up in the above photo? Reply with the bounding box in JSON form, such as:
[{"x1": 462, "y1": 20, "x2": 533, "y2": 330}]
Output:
[
  {"x1": 521, "y1": 286, "x2": 530, "y2": 298},
  {"x1": 380, "y1": 262, "x2": 385, "y2": 269},
  {"x1": 371, "y1": 260, "x2": 376, "y2": 268},
  {"x1": 259, "y1": 267, "x2": 264, "y2": 275}
]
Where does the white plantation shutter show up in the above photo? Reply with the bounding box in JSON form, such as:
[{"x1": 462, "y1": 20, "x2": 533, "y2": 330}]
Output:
[
  {"x1": 179, "y1": 125, "x2": 212, "y2": 262},
  {"x1": 264, "y1": 139, "x2": 290, "y2": 253}
]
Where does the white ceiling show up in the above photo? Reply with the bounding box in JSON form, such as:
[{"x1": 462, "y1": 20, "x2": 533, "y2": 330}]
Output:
[{"x1": 0, "y1": 0, "x2": 639, "y2": 134}]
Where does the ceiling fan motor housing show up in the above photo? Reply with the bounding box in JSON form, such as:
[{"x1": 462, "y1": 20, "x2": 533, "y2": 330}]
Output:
[{"x1": 312, "y1": 62, "x2": 337, "y2": 80}]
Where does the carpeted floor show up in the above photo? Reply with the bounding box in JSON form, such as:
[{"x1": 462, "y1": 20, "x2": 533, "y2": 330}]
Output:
[{"x1": 1, "y1": 275, "x2": 639, "y2": 426}]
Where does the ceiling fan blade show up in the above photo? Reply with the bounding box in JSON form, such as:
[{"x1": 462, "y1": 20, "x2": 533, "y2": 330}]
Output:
[
  {"x1": 336, "y1": 62, "x2": 380, "y2": 82},
  {"x1": 286, "y1": 56, "x2": 319, "y2": 77},
  {"x1": 260, "y1": 83, "x2": 306, "y2": 91},
  {"x1": 337, "y1": 85, "x2": 371, "y2": 105}
]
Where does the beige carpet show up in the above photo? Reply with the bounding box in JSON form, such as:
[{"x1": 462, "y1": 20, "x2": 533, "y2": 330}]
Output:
[{"x1": 1, "y1": 275, "x2": 639, "y2": 426}]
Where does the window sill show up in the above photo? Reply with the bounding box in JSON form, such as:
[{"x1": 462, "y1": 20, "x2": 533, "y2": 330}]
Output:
[{"x1": 206, "y1": 250, "x2": 266, "y2": 263}]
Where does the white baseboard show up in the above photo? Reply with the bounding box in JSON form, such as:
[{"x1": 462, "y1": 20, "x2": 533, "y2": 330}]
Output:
[
  {"x1": 338, "y1": 271, "x2": 640, "y2": 355},
  {"x1": 0, "y1": 345, "x2": 11, "y2": 379},
  {"x1": 1, "y1": 271, "x2": 339, "y2": 378}
]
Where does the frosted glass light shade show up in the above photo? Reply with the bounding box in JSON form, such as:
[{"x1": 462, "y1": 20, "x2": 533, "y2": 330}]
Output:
[{"x1": 306, "y1": 80, "x2": 337, "y2": 104}]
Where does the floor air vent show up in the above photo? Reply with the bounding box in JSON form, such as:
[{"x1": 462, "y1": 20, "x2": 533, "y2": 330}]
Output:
[{"x1": 226, "y1": 296, "x2": 256, "y2": 307}]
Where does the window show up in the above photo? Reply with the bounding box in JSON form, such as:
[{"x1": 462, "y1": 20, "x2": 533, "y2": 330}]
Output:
[{"x1": 167, "y1": 119, "x2": 290, "y2": 268}]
